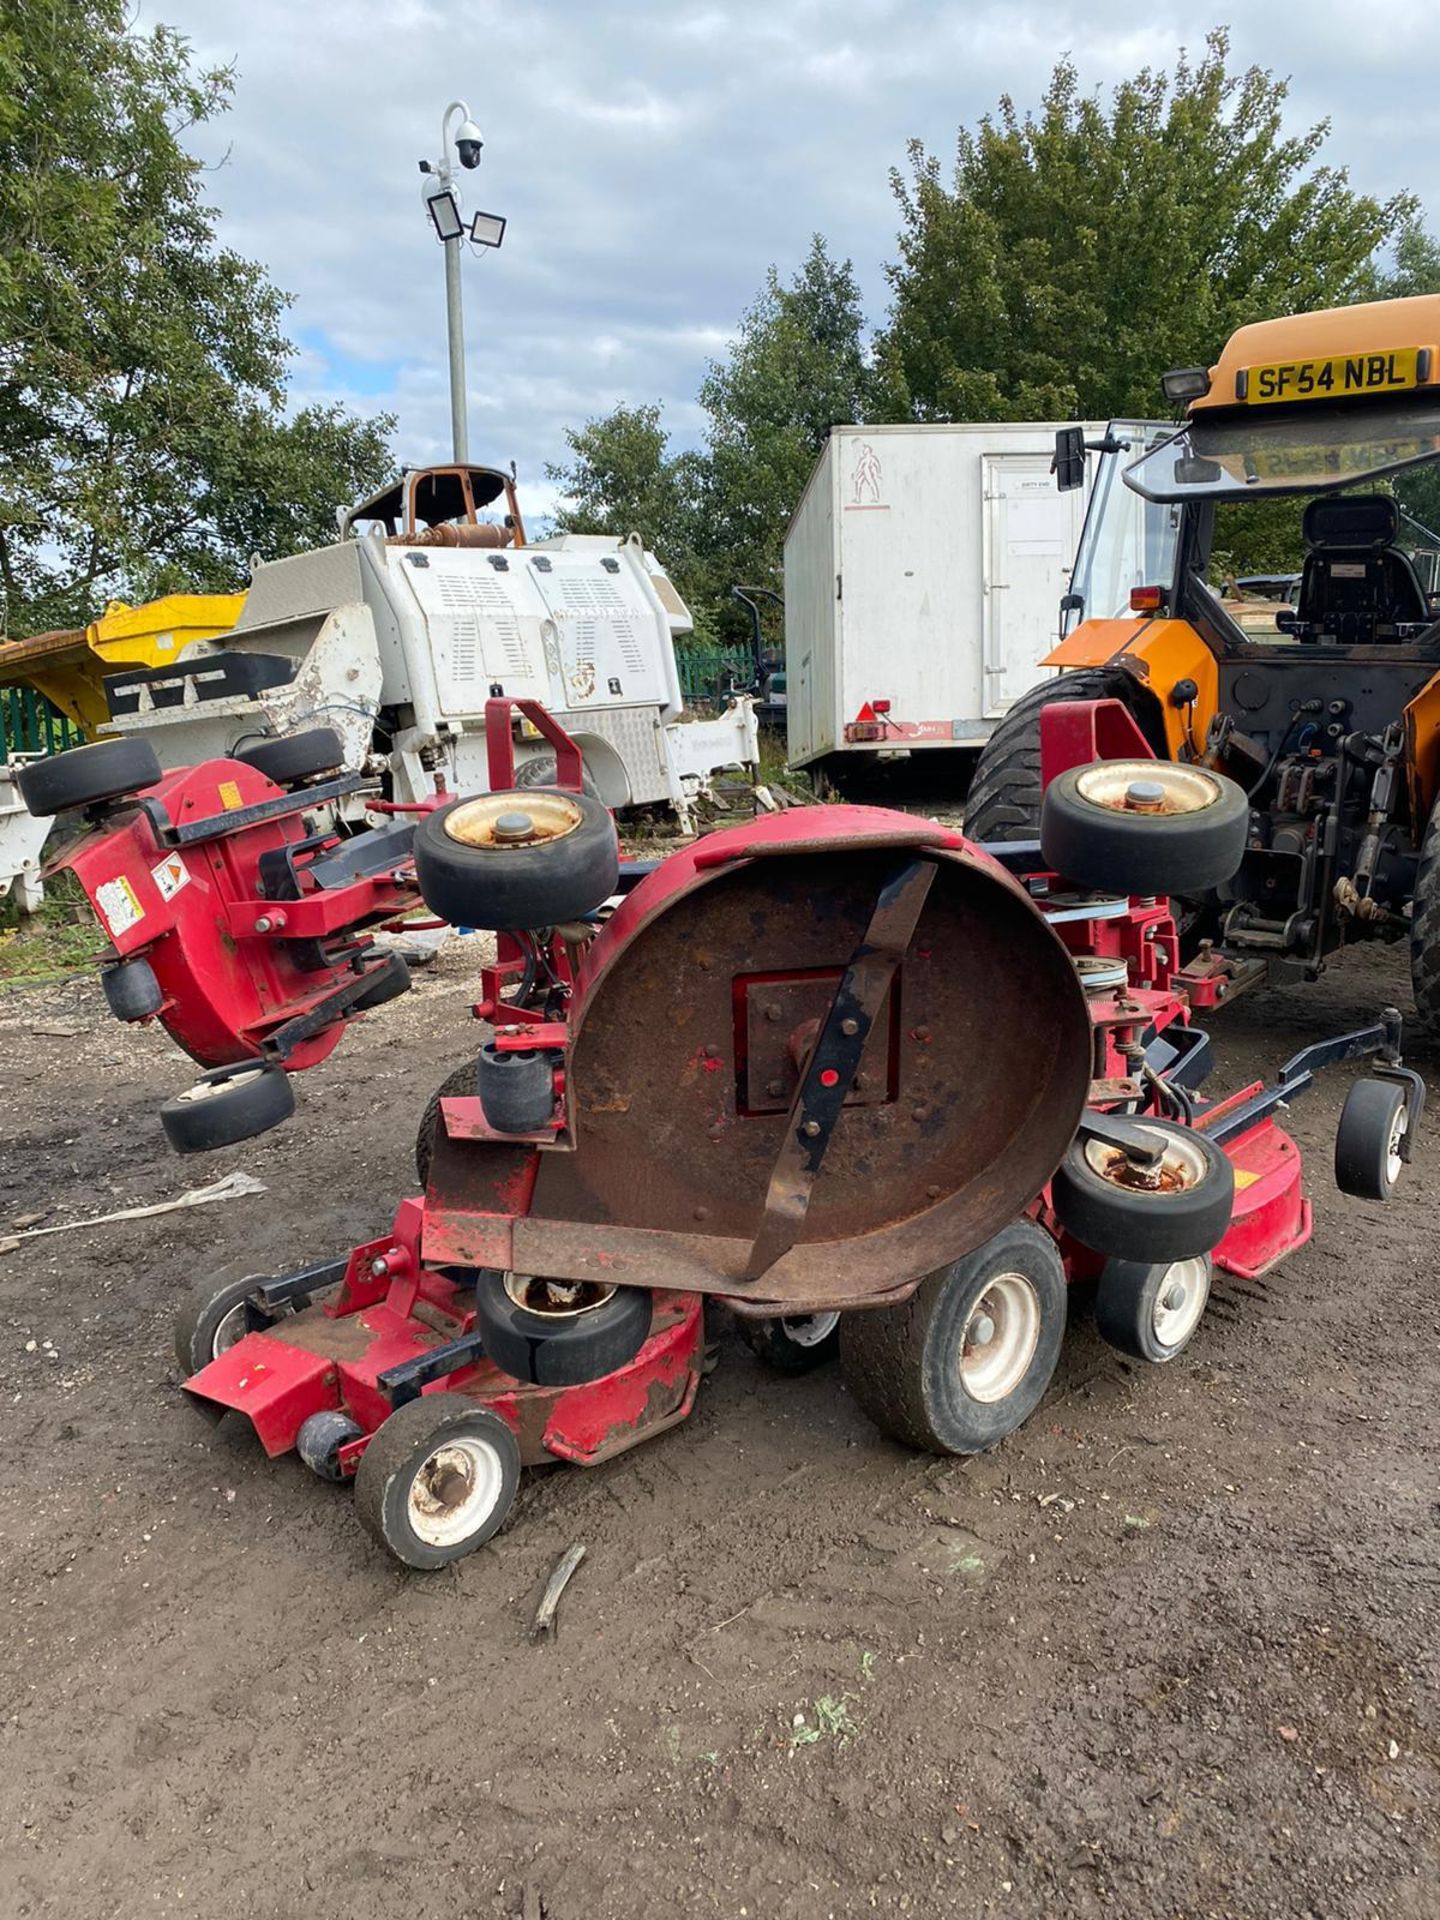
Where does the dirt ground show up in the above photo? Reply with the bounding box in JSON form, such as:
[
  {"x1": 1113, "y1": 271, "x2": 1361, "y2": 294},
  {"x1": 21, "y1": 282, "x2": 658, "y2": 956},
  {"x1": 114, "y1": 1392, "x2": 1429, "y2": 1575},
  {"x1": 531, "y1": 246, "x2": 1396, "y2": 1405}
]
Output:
[{"x1": 2, "y1": 936, "x2": 1437, "y2": 1920}]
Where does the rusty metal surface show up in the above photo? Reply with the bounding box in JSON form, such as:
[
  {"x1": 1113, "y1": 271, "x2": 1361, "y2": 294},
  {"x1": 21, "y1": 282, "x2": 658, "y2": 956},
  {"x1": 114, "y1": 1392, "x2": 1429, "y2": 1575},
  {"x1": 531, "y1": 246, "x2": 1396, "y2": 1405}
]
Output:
[
  {"x1": 523, "y1": 838, "x2": 1092, "y2": 1310},
  {"x1": 743, "y1": 855, "x2": 936, "y2": 1281}
]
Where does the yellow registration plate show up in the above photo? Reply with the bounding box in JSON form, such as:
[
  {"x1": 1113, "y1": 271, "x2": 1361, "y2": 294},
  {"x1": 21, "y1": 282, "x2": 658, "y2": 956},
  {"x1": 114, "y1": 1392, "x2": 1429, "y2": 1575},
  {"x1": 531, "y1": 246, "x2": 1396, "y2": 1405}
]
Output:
[{"x1": 1243, "y1": 347, "x2": 1426, "y2": 405}]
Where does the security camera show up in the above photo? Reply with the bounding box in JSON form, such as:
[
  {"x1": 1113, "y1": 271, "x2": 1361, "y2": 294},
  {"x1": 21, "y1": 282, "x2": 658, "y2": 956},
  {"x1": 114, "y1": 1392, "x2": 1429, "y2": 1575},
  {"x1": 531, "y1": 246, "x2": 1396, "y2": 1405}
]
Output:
[{"x1": 455, "y1": 118, "x2": 484, "y2": 169}]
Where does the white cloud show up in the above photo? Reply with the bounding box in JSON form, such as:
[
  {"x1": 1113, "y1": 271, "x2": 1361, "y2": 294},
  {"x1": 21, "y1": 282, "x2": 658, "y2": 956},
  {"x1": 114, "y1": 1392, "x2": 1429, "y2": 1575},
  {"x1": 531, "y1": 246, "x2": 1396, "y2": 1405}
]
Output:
[{"x1": 146, "y1": 0, "x2": 1437, "y2": 530}]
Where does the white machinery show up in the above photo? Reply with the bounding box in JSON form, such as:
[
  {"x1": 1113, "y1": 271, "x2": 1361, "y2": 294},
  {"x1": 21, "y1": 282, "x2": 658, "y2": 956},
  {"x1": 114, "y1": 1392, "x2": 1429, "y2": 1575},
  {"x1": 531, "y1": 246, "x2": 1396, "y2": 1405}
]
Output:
[
  {"x1": 99, "y1": 464, "x2": 757, "y2": 828},
  {"x1": 0, "y1": 756, "x2": 48, "y2": 915},
  {"x1": 784, "y1": 422, "x2": 1105, "y2": 775}
]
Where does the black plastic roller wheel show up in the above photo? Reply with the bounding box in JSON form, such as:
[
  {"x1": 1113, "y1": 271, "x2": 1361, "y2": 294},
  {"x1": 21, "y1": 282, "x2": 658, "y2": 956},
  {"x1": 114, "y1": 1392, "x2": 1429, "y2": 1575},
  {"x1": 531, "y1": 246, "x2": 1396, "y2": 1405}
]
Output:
[
  {"x1": 101, "y1": 954, "x2": 164, "y2": 1022},
  {"x1": 736, "y1": 1311, "x2": 840, "y2": 1374},
  {"x1": 232, "y1": 727, "x2": 344, "y2": 785},
  {"x1": 160, "y1": 1060, "x2": 296, "y2": 1154},
  {"x1": 1040, "y1": 759, "x2": 1248, "y2": 897},
  {"x1": 16, "y1": 736, "x2": 162, "y2": 816}
]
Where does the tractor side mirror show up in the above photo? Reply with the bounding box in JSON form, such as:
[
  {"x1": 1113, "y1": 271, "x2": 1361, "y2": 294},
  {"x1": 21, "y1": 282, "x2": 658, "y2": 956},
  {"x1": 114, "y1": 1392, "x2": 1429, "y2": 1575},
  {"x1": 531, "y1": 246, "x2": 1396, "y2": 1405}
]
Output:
[{"x1": 1053, "y1": 427, "x2": 1087, "y2": 492}]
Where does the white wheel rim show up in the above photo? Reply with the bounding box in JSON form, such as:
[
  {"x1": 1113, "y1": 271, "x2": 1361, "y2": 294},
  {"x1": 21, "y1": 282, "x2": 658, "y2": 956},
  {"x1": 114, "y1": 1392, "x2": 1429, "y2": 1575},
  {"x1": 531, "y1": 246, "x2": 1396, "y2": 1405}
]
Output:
[
  {"x1": 179, "y1": 1067, "x2": 266, "y2": 1104},
  {"x1": 1083, "y1": 1126, "x2": 1210, "y2": 1198},
  {"x1": 211, "y1": 1302, "x2": 250, "y2": 1358},
  {"x1": 959, "y1": 1273, "x2": 1041, "y2": 1403},
  {"x1": 407, "y1": 1435, "x2": 505, "y2": 1549},
  {"x1": 1151, "y1": 1257, "x2": 1211, "y2": 1350},
  {"x1": 1074, "y1": 760, "x2": 1223, "y2": 817},
  {"x1": 1387, "y1": 1106, "x2": 1407, "y2": 1187},
  {"x1": 778, "y1": 1311, "x2": 840, "y2": 1349}
]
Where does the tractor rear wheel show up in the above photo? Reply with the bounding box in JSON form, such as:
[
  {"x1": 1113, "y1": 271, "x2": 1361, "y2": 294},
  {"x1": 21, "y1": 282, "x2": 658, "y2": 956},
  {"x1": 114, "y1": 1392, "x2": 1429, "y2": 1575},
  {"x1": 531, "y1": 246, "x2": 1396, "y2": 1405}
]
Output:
[
  {"x1": 1410, "y1": 802, "x2": 1440, "y2": 1033},
  {"x1": 964, "y1": 666, "x2": 1160, "y2": 844}
]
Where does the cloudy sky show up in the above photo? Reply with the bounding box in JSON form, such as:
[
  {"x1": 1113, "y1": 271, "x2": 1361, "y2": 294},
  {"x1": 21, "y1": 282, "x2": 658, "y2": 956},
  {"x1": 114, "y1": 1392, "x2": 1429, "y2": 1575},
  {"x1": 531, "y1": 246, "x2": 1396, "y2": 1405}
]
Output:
[{"x1": 148, "y1": 2, "x2": 1439, "y2": 523}]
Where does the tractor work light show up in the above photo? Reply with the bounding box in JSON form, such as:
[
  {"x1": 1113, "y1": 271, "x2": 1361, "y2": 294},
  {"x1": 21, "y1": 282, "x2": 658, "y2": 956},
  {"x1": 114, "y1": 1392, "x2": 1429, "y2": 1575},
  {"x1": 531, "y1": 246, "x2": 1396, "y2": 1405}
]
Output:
[
  {"x1": 1161, "y1": 366, "x2": 1212, "y2": 403},
  {"x1": 469, "y1": 210, "x2": 507, "y2": 249},
  {"x1": 424, "y1": 185, "x2": 465, "y2": 242}
]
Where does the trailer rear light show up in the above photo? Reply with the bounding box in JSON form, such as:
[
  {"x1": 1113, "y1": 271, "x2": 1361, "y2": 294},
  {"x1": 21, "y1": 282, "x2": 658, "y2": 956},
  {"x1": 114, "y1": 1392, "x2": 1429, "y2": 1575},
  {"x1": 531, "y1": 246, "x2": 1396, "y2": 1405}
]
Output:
[
  {"x1": 1130, "y1": 586, "x2": 1167, "y2": 615},
  {"x1": 871, "y1": 699, "x2": 892, "y2": 715}
]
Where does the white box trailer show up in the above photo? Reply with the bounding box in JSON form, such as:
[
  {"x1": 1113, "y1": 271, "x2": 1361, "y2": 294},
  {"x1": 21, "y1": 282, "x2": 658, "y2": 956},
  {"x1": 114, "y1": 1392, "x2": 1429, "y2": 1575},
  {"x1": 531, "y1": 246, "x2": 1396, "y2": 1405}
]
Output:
[{"x1": 784, "y1": 422, "x2": 1104, "y2": 772}]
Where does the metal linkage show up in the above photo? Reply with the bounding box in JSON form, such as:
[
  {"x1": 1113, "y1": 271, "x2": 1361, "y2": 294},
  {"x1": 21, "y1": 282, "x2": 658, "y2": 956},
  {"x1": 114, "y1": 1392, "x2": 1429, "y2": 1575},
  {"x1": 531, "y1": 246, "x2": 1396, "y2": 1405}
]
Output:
[
  {"x1": 1203, "y1": 1007, "x2": 1420, "y2": 1146},
  {"x1": 136, "y1": 775, "x2": 369, "y2": 850},
  {"x1": 244, "y1": 1257, "x2": 350, "y2": 1330},
  {"x1": 742, "y1": 855, "x2": 937, "y2": 1281},
  {"x1": 378, "y1": 1331, "x2": 488, "y2": 1408}
]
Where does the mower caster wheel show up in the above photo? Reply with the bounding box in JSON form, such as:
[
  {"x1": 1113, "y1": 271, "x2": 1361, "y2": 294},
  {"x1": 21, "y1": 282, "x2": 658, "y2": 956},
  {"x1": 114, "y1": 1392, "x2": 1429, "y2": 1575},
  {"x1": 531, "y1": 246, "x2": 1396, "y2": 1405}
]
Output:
[
  {"x1": 414, "y1": 788, "x2": 619, "y2": 931},
  {"x1": 1335, "y1": 1077, "x2": 1411, "y2": 1200},
  {"x1": 737, "y1": 1311, "x2": 840, "y2": 1374},
  {"x1": 297, "y1": 1410, "x2": 364, "y2": 1482},
  {"x1": 840, "y1": 1218, "x2": 1066, "y2": 1455},
  {"x1": 1052, "y1": 1118, "x2": 1233, "y2": 1263},
  {"x1": 1040, "y1": 759, "x2": 1248, "y2": 897},
  {"x1": 16, "y1": 735, "x2": 162, "y2": 817},
  {"x1": 354, "y1": 1394, "x2": 520, "y2": 1570},
  {"x1": 416, "y1": 1063, "x2": 479, "y2": 1187},
  {"x1": 160, "y1": 1061, "x2": 295, "y2": 1154},
  {"x1": 174, "y1": 1273, "x2": 277, "y2": 1376},
  {"x1": 1095, "y1": 1255, "x2": 1212, "y2": 1363},
  {"x1": 231, "y1": 727, "x2": 344, "y2": 786},
  {"x1": 351, "y1": 953, "x2": 411, "y2": 1010},
  {"x1": 474, "y1": 1272, "x2": 652, "y2": 1387},
  {"x1": 101, "y1": 954, "x2": 163, "y2": 1022}
]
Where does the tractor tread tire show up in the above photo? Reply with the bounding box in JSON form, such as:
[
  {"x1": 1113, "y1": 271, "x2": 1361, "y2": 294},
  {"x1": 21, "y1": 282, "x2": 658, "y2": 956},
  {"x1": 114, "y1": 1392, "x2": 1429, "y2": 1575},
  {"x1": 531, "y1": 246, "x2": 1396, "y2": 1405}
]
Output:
[
  {"x1": 1411, "y1": 803, "x2": 1440, "y2": 1034},
  {"x1": 965, "y1": 667, "x2": 1157, "y2": 844}
]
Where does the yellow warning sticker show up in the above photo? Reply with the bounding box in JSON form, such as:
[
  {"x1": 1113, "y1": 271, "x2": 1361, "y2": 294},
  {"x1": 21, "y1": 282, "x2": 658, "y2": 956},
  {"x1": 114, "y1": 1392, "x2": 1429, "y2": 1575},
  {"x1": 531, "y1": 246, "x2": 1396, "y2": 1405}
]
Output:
[
  {"x1": 1233, "y1": 1167, "x2": 1261, "y2": 1190},
  {"x1": 94, "y1": 874, "x2": 144, "y2": 938},
  {"x1": 218, "y1": 780, "x2": 244, "y2": 810}
]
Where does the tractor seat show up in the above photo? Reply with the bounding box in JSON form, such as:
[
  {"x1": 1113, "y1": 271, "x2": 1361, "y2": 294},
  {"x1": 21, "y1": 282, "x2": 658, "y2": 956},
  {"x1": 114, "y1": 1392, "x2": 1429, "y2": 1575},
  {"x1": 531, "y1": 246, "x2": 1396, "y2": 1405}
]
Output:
[{"x1": 1293, "y1": 494, "x2": 1431, "y2": 643}]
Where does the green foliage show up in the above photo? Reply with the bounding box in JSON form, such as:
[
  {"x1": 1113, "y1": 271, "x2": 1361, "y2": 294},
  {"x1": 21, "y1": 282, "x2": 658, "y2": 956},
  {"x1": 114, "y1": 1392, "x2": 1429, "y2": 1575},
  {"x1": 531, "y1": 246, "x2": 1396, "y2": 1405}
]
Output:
[
  {"x1": 0, "y1": 1, "x2": 395, "y2": 634},
  {"x1": 871, "y1": 29, "x2": 1413, "y2": 423}
]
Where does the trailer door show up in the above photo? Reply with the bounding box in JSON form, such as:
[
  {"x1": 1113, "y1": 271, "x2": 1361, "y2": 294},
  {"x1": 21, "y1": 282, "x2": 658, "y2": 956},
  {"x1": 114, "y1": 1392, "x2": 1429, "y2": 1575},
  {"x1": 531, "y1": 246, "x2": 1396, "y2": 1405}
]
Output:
[{"x1": 981, "y1": 453, "x2": 1084, "y2": 716}]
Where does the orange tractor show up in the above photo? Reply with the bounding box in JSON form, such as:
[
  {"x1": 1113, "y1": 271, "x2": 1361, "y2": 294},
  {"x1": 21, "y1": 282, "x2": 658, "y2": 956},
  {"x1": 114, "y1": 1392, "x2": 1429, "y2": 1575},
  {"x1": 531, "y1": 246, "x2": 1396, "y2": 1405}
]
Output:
[{"x1": 966, "y1": 294, "x2": 1440, "y2": 1024}]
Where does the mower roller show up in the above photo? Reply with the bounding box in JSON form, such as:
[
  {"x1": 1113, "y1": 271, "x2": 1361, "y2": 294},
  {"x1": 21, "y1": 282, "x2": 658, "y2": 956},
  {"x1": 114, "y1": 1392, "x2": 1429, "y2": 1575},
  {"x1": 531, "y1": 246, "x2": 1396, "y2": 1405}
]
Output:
[{"x1": 27, "y1": 697, "x2": 1423, "y2": 1567}]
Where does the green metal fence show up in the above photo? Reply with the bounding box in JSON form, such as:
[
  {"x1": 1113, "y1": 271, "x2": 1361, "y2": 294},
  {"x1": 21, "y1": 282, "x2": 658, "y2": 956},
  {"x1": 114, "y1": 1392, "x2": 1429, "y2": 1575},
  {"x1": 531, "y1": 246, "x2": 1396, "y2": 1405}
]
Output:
[
  {"x1": 676, "y1": 643, "x2": 754, "y2": 705},
  {"x1": 1, "y1": 686, "x2": 83, "y2": 760}
]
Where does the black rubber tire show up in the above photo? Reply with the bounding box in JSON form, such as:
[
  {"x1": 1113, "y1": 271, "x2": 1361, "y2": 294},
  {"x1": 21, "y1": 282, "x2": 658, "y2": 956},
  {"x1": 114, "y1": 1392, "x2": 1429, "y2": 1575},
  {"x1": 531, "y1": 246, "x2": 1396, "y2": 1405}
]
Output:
[
  {"x1": 101, "y1": 954, "x2": 163, "y2": 1022},
  {"x1": 476, "y1": 1040, "x2": 555, "y2": 1132},
  {"x1": 736, "y1": 1311, "x2": 841, "y2": 1374},
  {"x1": 514, "y1": 753, "x2": 602, "y2": 800},
  {"x1": 1052, "y1": 1119, "x2": 1234, "y2": 1262},
  {"x1": 231, "y1": 727, "x2": 344, "y2": 785},
  {"x1": 965, "y1": 667, "x2": 1162, "y2": 843},
  {"x1": 1335, "y1": 1078, "x2": 1408, "y2": 1201},
  {"x1": 173, "y1": 1272, "x2": 275, "y2": 1375},
  {"x1": 1094, "y1": 1254, "x2": 1213, "y2": 1363},
  {"x1": 416, "y1": 1062, "x2": 477, "y2": 1187},
  {"x1": 354, "y1": 1394, "x2": 521, "y2": 1570},
  {"x1": 160, "y1": 1061, "x2": 296, "y2": 1154},
  {"x1": 296, "y1": 1409, "x2": 364, "y2": 1482},
  {"x1": 473, "y1": 1273, "x2": 652, "y2": 1387},
  {"x1": 16, "y1": 736, "x2": 162, "y2": 817},
  {"x1": 351, "y1": 953, "x2": 411, "y2": 1010},
  {"x1": 1410, "y1": 802, "x2": 1440, "y2": 1033},
  {"x1": 1040, "y1": 760, "x2": 1249, "y2": 896},
  {"x1": 413, "y1": 790, "x2": 619, "y2": 932},
  {"x1": 839, "y1": 1218, "x2": 1067, "y2": 1455}
]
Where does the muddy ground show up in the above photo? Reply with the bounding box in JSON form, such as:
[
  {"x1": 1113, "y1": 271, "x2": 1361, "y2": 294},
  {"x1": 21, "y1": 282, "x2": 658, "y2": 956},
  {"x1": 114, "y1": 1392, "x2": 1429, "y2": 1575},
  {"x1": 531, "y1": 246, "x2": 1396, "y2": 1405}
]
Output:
[{"x1": 2, "y1": 938, "x2": 1437, "y2": 1920}]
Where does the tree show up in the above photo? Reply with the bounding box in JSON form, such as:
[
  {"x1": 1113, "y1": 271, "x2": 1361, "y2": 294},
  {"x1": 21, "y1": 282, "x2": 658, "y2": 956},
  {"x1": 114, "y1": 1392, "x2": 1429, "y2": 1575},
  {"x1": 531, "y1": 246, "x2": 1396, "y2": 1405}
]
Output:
[
  {"x1": 700, "y1": 234, "x2": 867, "y2": 596},
  {"x1": 873, "y1": 30, "x2": 1414, "y2": 424},
  {"x1": 545, "y1": 402, "x2": 710, "y2": 601},
  {"x1": 0, "y1": 2, "x2": 395, "y2": 634}
]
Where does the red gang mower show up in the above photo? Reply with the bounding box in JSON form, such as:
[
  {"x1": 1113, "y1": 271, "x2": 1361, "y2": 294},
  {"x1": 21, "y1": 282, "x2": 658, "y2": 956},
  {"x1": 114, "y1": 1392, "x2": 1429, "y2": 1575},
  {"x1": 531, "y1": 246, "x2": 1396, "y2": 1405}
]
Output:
[{"x1": 25, "y1": 698, "x2": 1423, "y2": 1568}]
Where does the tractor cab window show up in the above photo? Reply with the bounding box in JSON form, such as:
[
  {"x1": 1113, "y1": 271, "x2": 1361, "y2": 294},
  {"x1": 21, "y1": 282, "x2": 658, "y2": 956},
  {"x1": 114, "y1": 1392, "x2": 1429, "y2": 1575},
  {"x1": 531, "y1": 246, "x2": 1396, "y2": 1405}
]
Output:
[
  {"x1": 1124, "y1": 399, "x2": 1440, "y2": 505},
  {"x1": 1064, "y1": 421, "x2": 1180, "y2": 634}
]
